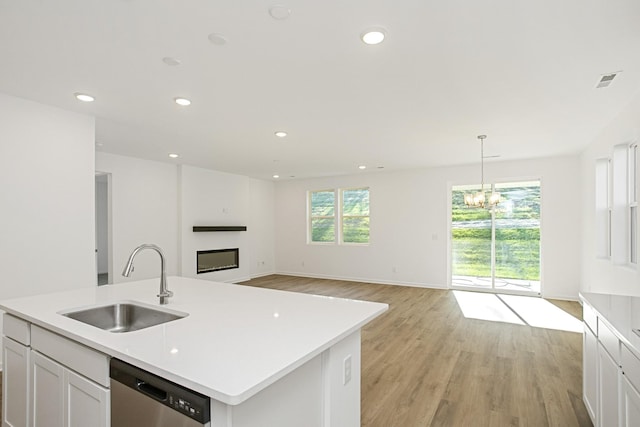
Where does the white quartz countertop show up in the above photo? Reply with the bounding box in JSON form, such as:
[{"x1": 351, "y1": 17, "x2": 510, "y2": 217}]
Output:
[
  {"x1": 580, "y1": 291, "x2": 640, "y2": 358},
  {"x1": 0, "y1": 277, "x2": 388, "y2": 405}
]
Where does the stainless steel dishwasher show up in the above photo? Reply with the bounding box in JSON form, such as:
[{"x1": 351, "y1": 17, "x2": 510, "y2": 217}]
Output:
[{"x1": 110, "y1": 358, "x2": 211, "y2": 427}]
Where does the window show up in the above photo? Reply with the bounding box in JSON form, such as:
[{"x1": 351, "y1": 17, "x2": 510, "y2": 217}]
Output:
[
  {"x1": 451, "y1": 180, "x2": 541, "y2": 295},
  {"x1": 341, "y1": 188, "x2": 370, "y2": 244},
  {"x1": 611, "y1": 144, "x2": 629, "y2": 265},
  {"x1": 595, "y1": 158, "x2": 611, "y2": 259},
  {"x1": 630, "y1": 143, "x2": 638, "y2": 265},
  {"x1": 598, "y1": 142, "x2": 638, "y2": 267},
  {"x1": 308, "y1": 187, "x2": 370, "y2": 244},
  {"x1": 309, "y1": 190, "x2": 336, "y2": 243}
]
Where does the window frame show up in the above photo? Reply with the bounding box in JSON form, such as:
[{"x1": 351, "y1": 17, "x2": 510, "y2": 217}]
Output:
[
  {"x1": 307, "y1": 187, "x2": 370, "y2": 245},
  {"x1": 340, "y1": 187, "x2": 370, "y2": 245},
  {"x1": 629, "y1": 143, "x2": 638, "y2": 265}
]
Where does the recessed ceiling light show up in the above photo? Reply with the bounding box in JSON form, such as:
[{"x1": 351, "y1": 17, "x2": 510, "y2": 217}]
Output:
[
  {"x1": 361, "y1": 28, "x2": 386, "y2": 45},
  {"x1": 162, "y1": 57, "x2": 181, "y2": 66},
  {"x1": 377, "y1": 166, "x2": 385, "y2": 169},
  {"x1": 269, "y1": 5, "x2": 291, "y2": 20},
  {"x1": 174, "y1": 97, "x2": 191, "y2": 106},
  {"x1": 358, "y1": 165, "x2": 367, "y2": 170},
  {"x1": 273, "y1": 174, "x2": 280, "y2": 179},
  {"x1": 168, "y1": 153, "x2": 179, "y2": 158},
  {"x1": 208, "y1": 33, "x2": 227, "y2": 46},
  {"x1": 275, "y1": 131, "x2": 288, "y2": 138},
  {"x1": 74, "y1": 92, "x2": 95, "y2": 102}
]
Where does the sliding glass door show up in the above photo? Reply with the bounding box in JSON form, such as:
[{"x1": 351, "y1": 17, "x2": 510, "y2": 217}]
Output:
[{"x1": 451, "y1": 180, "x2": 541, "y2": 295}]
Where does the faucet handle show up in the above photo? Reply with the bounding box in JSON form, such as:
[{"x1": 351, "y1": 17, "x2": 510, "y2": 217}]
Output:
[{"x1": 158, "y1": 290, "x2": 174, "y2": 298}]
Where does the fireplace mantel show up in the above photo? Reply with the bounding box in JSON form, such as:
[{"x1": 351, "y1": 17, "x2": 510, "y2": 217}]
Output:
[{"x1": 193, "y1": 226, "x2": 247, "y2": 232}]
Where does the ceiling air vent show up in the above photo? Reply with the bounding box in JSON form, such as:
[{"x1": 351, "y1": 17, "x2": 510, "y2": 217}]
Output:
[{"x1": 596, "y1": 72, "x2": 620, "y2": 89}]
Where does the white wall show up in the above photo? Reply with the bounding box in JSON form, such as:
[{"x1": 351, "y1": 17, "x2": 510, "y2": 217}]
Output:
[
  {"x1": 249, "y1": 178, "x2": 276, "y2": 278},
  {"x1": 0, "y1": 92, "x2": 95, "y2": 336},
  {"x1": 580, "y1": 92, "x2": 640, "y2": 296},
  {"x1": 179, "y1": 165, "x2": 276, "y2": 283},
  {"x1": 95, "y1": 152, "x2": 179, "y2": 283},
  {"x1": 274, "y1": 155, "x2": 581, "y2": 300}
]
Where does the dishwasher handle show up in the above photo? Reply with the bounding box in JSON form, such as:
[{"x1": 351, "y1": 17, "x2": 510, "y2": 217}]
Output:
[{"x1": 137, "y1": 379, "x2": 168, "y2": 402}]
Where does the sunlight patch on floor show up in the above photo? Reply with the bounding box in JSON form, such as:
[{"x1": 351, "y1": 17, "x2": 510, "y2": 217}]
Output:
[
  {"x1": 499, "y1": 294, "x2": 583, "y2": 333},
  {"x1": 452, "y1": 290, "x2": 583, "y2": 333},
  {"x1": 452, "y1": 291, "x2": 525, "y2": 325}
]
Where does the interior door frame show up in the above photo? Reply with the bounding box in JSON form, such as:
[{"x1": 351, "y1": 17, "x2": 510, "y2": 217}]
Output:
[{"x1": 95, "y1": 171, "x2": 113, "y2": 285}]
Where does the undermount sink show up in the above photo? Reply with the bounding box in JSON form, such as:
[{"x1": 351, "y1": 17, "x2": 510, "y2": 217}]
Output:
[{"x1": 60, "y1": 302, "x2": 188, "y2": 333}]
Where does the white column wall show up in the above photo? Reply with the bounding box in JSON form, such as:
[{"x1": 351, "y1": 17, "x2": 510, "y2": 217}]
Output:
[
  {"x1": 580, "y1": 92, "x2": 640, "y2": 296},
  {"x1": 0, "y1": 93, "x2": 95, "y2": 351},
  {"x1": 274, "y1": 156, "x2": 581, "y2": 300}
]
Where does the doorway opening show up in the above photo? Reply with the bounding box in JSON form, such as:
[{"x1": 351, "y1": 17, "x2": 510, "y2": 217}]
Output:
[
  {"x1": 450, "y1": 180, "x2": 541, "y2": 296},
  {"x1": 95, "y1": 172, "x2": 112, "y2": 285}
]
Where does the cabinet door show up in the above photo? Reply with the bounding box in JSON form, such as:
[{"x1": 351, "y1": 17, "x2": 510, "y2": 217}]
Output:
[
  {"x1": 32, "y1": 351, "x2": 64, "y2": 427},
  {"x1": 584, "y1": 324, "x2": 598, "y2": 423},
  {"x1": 622, "y1": 375, "x2": 640, "y2": 427},
  {"x1": 598, "y1": 342, "x2": 621, "y2": 427},
  {"x1": 2, "y1": 337, "x2": 30, "y2": 427},
  {"x1": 64, "y1": 369, "x2": 110, "y2": 427}
]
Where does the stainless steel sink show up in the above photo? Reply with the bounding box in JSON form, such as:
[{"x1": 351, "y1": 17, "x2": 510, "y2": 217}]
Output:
[{"x1": 60, "y1": 302, "x2": 187, "y2": 333}]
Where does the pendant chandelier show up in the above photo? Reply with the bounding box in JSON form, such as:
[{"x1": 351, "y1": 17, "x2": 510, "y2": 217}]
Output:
[{"x1": 464, "y1": 135, "x2": 501, "y2": 208}]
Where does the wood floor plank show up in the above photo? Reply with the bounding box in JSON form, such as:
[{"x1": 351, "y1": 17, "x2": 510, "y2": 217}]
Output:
[{"x1": 243, "y1": 275, "x2": 593, "y2": 427}]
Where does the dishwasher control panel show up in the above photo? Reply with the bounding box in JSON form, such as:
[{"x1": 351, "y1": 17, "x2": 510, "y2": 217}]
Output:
[
  {"x1": 169, "y1": 394, "x2": 206, "y2": 420},
  {"x1": 110, "y1": 358, "x2": 211, "y2": 424}
]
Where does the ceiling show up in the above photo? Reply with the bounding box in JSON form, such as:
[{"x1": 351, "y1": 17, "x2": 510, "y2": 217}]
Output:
[{"x1": 1, "y1": 0, "x2": 639, "y2": 180}]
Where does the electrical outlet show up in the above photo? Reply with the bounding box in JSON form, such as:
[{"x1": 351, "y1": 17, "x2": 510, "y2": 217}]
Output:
[{"x1": 343, "y1": 355, "x2": 352, "y2": 385}]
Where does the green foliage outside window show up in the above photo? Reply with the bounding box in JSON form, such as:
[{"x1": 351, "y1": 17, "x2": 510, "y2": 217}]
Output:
[
  {"x1": 342, "y1": 188, "x2": 369, "y2": 243},
  {"x1": 310, "y1": 191, "x2": 335, "y2": 242},
  {"x1": 309, "y1": 188, "x2": 370, "y2": 244}
]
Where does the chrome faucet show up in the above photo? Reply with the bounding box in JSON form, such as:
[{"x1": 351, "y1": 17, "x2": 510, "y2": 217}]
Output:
[{"x1": 122, "y1": 244, "x2": 173, "y2": 305}]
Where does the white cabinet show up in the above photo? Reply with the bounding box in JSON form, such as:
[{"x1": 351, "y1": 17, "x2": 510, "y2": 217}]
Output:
[
  {"x1": 584, "y1": 323, "x2": 598, "y2": 422},
  {"x1": 2, "y1": 315, "x2": 110, "y2": 427},
  {"x1": 622, "y1": 376, "x2": 640, "y2": 427},
  {"x1": 2, "y1": 337, "x2": 31, "y2": 427},
  {"x1": 64, "y1": 368, "x2": 109, "y2": 427},
  {"x1": 32, "y1": 351, "x2": 64, "y2": 427},
  {"x1": 621, "y1": 344, "x2": 640, "y2": 426},
  {"x1": 30, "y1": 326, "x2": 110, "y2": 427},
  {"x1": 583, "y1": 300, "x2": 640, "y2": 427},
  {"x1": 31, "y1": 350, "x2": 109, "y2": 427},
  {"x1": 598, "y1": 341, "x2": 621, "y2": 427}
]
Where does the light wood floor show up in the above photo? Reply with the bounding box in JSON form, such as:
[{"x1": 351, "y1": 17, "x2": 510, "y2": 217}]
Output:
[{"x1": 243, "y1": 275, "x2": 592, "y2": 427}]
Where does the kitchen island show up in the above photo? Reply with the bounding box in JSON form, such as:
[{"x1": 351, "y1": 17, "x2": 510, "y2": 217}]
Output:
[{"x1": 1, "y1": 276, "x2": 388, "y2": 426}]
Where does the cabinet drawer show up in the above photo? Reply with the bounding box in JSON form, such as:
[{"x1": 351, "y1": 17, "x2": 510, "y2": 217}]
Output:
[
  {"x1": 598, "y1": 319, "x2": 620, "y2": 363},
  {"x1": 622, "y1": 344, "x2": 640, "y2": 392},
  {"x1": 31, "y1": 325, "x2": 109, "y2": 387},
  {"x1": 583, "y1": 303, "x2": 598, "y2": 336},
  {"x1": 3, "y1": 313, "x2": 30, "y2": 345}
]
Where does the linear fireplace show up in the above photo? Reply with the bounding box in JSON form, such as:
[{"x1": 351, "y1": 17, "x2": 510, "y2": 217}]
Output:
[{"x1": 197, "y1": 248, "x2": 239, "y2": 274}]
